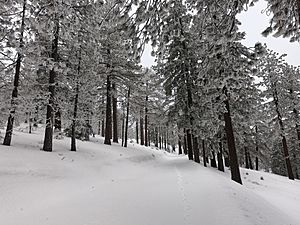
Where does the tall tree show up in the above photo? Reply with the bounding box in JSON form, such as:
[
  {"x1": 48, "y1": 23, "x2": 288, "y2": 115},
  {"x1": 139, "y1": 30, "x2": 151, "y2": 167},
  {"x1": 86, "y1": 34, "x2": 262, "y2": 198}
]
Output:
[{"x1": 3, "y1": 0, "x2": 27, "y2": 146}]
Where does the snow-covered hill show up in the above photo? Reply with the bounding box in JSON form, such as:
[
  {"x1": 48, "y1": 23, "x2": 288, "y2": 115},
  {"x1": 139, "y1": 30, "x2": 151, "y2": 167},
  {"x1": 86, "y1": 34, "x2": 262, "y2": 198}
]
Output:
[{"x1": 0, "y1": 130, "x2": 299, "y2": 225}]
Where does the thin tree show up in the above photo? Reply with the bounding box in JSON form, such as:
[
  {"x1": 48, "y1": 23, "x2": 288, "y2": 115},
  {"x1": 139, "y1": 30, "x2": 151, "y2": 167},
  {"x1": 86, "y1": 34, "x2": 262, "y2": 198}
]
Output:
[
  {"x1": 112, "y1": 82, "x2": 118, "y2": 143},
  {"x1": 124, "y1": 88, "x2": 130, "y2": 147}
]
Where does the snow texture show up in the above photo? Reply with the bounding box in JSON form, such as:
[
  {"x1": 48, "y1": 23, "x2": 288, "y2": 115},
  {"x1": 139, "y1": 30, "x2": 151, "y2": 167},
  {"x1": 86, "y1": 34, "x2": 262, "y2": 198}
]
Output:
[{"x1": 0, "y1": 129, "x2": 299, "y2": 225}]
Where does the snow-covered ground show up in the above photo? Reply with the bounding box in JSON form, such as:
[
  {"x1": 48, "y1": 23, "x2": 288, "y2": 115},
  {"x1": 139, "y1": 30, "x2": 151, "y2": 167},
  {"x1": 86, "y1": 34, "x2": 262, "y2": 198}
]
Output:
[{"x1": 0, "y1": 129, "x2": 299, "y2": 225}]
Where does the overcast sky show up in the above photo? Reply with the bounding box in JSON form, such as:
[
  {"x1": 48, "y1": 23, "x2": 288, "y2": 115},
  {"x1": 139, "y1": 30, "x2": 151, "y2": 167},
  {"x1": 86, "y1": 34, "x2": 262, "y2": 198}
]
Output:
[{"x1": 141, "y1": 0, "x2": 300, "y2": 68}]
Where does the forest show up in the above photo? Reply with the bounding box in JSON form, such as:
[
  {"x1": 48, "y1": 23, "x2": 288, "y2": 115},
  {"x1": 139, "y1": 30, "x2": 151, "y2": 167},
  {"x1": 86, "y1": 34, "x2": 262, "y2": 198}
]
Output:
[{"x1": 1, "y1": 0, "x2": 300, "y2": 187}]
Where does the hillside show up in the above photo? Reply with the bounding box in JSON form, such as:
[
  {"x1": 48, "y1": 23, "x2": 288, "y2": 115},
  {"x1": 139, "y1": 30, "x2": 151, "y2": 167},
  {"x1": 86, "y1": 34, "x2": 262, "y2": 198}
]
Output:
[{"x1": 0, "y1": 130, "x2": 299, "y2": 225}]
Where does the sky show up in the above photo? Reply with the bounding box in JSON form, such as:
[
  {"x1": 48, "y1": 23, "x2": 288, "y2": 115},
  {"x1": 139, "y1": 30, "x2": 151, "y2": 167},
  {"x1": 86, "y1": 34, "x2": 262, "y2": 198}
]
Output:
[{"x1": 141, "y1": 0, "x2": 300, "y2": 68}]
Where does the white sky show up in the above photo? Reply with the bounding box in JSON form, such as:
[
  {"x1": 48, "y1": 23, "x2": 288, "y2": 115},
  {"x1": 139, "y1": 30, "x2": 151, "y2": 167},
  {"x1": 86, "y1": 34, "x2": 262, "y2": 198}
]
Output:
[{"x1": 141, "y1": 0, "x2": 300, "y2": 67}]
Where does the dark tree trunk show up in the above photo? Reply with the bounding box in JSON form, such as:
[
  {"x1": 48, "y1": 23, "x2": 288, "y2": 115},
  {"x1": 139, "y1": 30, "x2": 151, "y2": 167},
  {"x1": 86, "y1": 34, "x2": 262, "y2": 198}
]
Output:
[
  {"x1": 255, "y1": 125, "x2": 259, "y2": 171},
  {"x1": 193, "y1": 136, "x2": 200, "y2": 163},
  {"x1": 273, "y1": 83, "x2": 294, "y2": 180},
  {"x1": 211, "y1": 151, "x2": 217, "y2": 168},
  {"x1": 3, "y1": 0, "x2": 26, "y2": 146},
  {"x1": 104, "y1": 75, "x2": 112, "y2": 145},
  {"x1": 136, "y1": 120, "x2": 139, "y2": 144},
  {"x1": 124, "y1": 88, "x2": 130, "y2": 147},
  {"x1": 224, "y1": 151, "x2": 230, "y2": 167},
  {"x1": 217, "y1": 141, "x2": 225, "y2": 172},
  {"x1": 282, "y1": 136, "x2": 294, "y2": 179},
  {"x1": 42, "y1": 15, "x2": 59, "y2": 152},
  {"x1": 121, "y1": 104, "x2": 125, "y2": 147},
  {"x1": 98, "y1": 119, "x2": 101, "y2": 135},
  {"x1": 28, "y1": 112, "x2": 32, "y2": 134},
  {"x1": 145, "y1": 96, "x2": 148, "y2": 147},
  {"x1": 178, "y1": 137, "x2": 182, "y2": 155},
  {"x1": 224, "y1": 97, "x2": 242, "y2": 184},
  {"x1": 71, "y1": 47, "x2": 81, "y2": 151},
  {"x1": 71, "y1": 82, "x2": 79, "y2": 151},
  {"x1": 245, "y1": 147, "x2": 250, "y2": 169},
  {"x1": 54, "y1": 107, "x2": 62, "y2": 132},
  {"x1": 101, "y1": 119, "x2": 105, "y2": 137},
  {"x1": 84, "y1": 118, "x2": 90, "y2": 141},
  {"x1": 155, "y1": 127, "x2": 158, "y2": 147},
  {"x1": 255, "y1": 155, "x2": 259, "y2": 171},
  {"x1": 159, "y1": 127, "x2": 162, "y2": 149},
  {"x1": 101, "y1": 98, "x2": 105, "y2": 137},
  {"x1": 164, "y1": 131, "x2": 167, "y2": 150},
  {"x1": 140, "y1": 110, "x2": 144, "y2": 145},
  {"x1": 248, "y1": 152, "x2": 253, "y2": 170},
  {"x1": 202, "y1": 140, "x2": 207, "y2": 167},
  {"x1": 183, "y1": 130, "x2": 187, "y2": 155},
  {"x1": 186, "y1": 129, "x2": 193, "y2": 160},
  {"x1": 112, "y1": 82, "x2": 118, "y2": 143}
]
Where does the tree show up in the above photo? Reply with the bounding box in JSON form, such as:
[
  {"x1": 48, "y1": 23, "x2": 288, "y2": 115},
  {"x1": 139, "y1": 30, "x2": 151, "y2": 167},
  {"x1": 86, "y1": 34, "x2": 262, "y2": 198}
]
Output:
[
  {"x1": 3, "y1": 0, "x2": 27, "y2": 146},
  {"x1": 257, "y1": 50, "x2": 295, "y2": 179}
]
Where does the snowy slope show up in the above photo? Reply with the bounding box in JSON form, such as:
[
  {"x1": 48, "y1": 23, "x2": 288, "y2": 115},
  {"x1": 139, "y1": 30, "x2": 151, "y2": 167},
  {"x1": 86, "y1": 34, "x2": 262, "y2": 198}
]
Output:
[{"x1": 0, "y1": 129, "x2": 299, "y2": 225}]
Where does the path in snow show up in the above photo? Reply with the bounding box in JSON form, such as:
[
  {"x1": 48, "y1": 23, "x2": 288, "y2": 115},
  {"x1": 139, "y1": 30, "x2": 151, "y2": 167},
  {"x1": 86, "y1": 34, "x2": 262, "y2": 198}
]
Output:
[{"x1": 0, "y1": 130, "x2": 299, "y2": 225}]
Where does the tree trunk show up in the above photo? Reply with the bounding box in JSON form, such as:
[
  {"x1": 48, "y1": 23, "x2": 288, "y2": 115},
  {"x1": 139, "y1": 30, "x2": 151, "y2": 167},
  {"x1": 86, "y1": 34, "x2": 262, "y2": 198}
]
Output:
[
  {"x1": 71, "y1": 47, "x2": 81, "y2": 151},
  {"x1": 112, "y1": 82, "x2": 118, "y2": 143},
  {"x1": 54, "y1": 107, "x2": 62, "y2": 132},
  {"x1": 101, "y1": 119, "x2": 105, "y2": 137},
  {"x1": 145, "y1": 96, "x2": 148, "y2": 147},
  {"x1": 42, "y1": 15, "x2": 59, "y2": 152},
  {"x1": 217, "y1": 141, "x2": 225, "y2": 172},
  {"x1": 211, "y1": 151, "x2": 217, "y2": 168},
  {"x1": 84, "y1": 118, "x2": 90, "y2": 141},
  {"x1": 245, "y1": 147, "x2": 250, "y2": 169},
  {"x1": 140, "y1": 110, "x2": 144, "y2": 145},
  {"x1": 124, "y1": 88, "x2": 130, "y2": 147},
  {"x1": 183, "y1": 130, "x2": 187, "y2": 155},
  {"x1": 71, "y1": 81, "x2": 79, "y2": 151},
  {"x1": 282, "y1": 136, "x2": 294, "y2": 179},
  {"x1": 104, "y1": 75, "x2": 112, "y2": 145},
  {"x1": 3, "y1": 0, "x2": 26, "y2": 146},
  {"x1": 28, "y1": 112, "x2": 32, "y2": 134},
  {"x1": 121, "y1": 103, "x2": 125, "y2": 147},
  {"x1": 136, "y1": 120, "x2": 139, "y2": 144},
  {"x1": 159, "y1": 127, "x2": 162, "y2": 149},
  {"x1": 101, "y1": 98, "x2": 105, "y2": 137},
  {"x1": 186, "y1": 129, "x2": 193, "y2": 160},
  {"x1": 273, "y1": 83, "x2": 294, "y2": 179},
  {"x1": 248, "y1": 152, "x2": 253, "y2": 170},
  {"x1": 202, "y1": 140, "x2": 207, "y2": 167},
  {"x1": 98, "y1": 119, "x2": 101, "y2": 135},
  {"x1": 155, "y1": 127, "x2": 158, "y2": 147},
  {"x1": 178, "y1": 137, "x2": 182, "y2": 155},
  {"x1": 255, "y1": 125, "x2": 259, "y2": 170},
  {"x1": 224, "y1": 151, "x2": 230, "y2": 167},
  {"x1": 193, "y1": 136, "x2": 200, "y2": 163},
  {"x1": 224, "y1": 97, "x2": 242, "y2": 184}
]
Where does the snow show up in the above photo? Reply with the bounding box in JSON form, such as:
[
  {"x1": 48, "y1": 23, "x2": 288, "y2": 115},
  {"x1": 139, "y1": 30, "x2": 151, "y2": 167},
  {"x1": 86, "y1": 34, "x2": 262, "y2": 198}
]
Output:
[{"x1": 0, "y1": 128, "x2": 299, "y2": 225}]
